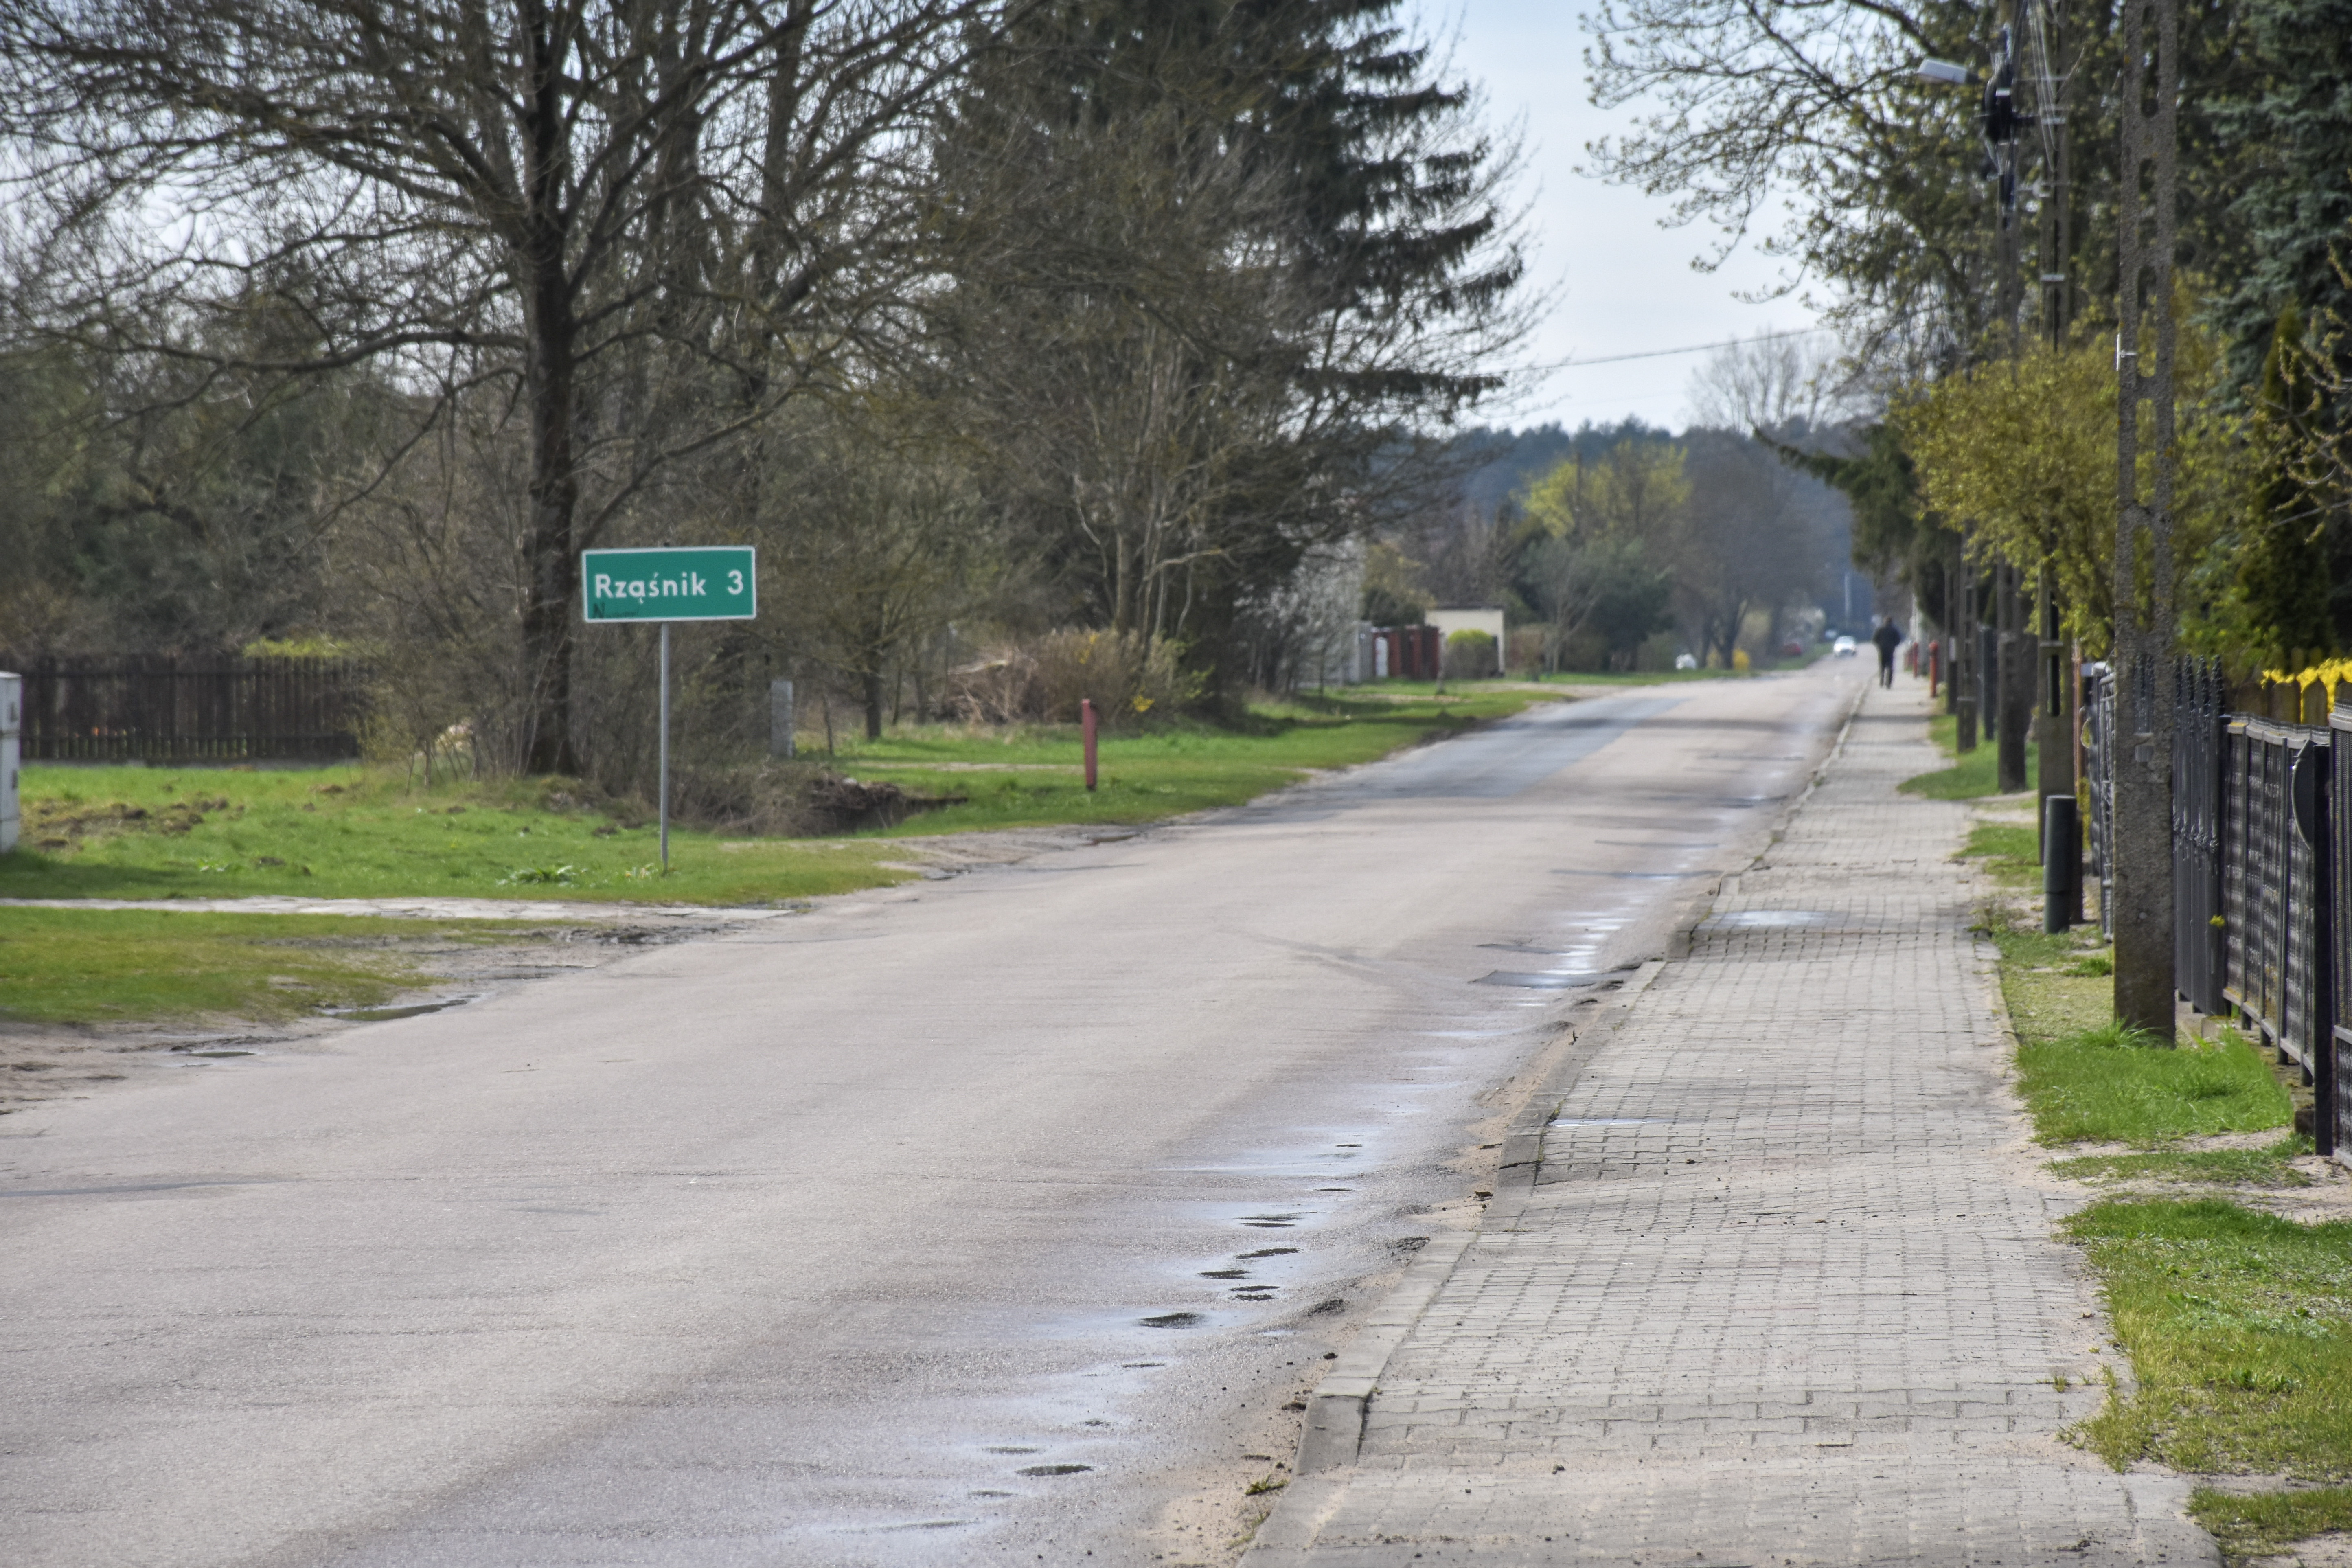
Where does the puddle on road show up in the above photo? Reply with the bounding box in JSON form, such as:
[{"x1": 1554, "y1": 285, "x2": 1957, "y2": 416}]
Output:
[
  {"x1": 1238, "y1": 1247, "x2": 1298, "y2": 1260},
  {"x1": 1017, "y1": 1463, "x2": 1093, "y2": 1476},
  {"x1": 1551, "y1": 868, "x2": 1717, "y2": 880},
  {"x1": 1704, "y1": 910, "x2": 1832, "y2": 929},
  {"x1": 327, "y1": 996, "x2": 474, "y2": 1022},
  {"x1": 1474, "y1": 970, "x2": 1607, "y2": 989},
  {"x1": 1139, "y1": 1312, "x2": 1203, "y2": 1329}
]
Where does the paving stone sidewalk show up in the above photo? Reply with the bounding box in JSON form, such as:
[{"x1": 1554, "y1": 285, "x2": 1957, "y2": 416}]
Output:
[{"x1": 1246, "y1": 678, "x2": 2216, "y2": 1566}]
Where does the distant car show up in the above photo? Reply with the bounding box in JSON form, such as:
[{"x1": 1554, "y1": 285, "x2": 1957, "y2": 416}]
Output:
[
  {"x1": 1673, "y1": 651, "x2": 1698, "y2": 671},
  {"x1": 1833, "y1": 635, "x2": 1858, "y2": 658}
]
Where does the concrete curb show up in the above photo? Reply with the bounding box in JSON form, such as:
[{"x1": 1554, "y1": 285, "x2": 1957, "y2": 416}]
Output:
[
  {"x1": 1293, "y1": 1227, "x2": 1475, "y2": 1474},
  {"x1": 1274, "y1": 674, "x2": 1875, "y2": 1485}
]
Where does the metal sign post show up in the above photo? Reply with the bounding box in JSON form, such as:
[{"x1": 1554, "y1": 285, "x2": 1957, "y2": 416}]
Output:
[{"x1": 581, "y1": 546, "x2": 757, "y2": 873}]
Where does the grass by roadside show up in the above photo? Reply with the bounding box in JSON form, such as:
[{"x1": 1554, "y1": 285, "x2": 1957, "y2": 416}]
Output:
[
  {"x1": 1902, "y1": 713, "x2": 2039, "y2": 800},
  {"x1": 1954, "y1": 814, "x2": 2352, "y2": 1559},
  {"x1": 2070, "y1": 1200, "x2": 2352, "y2": 1476},
  {"x1": 2192, "y1": 1487, "x2": 2352, "y2": 1561},
  {"x1": 822, "y1": 687, "x2": 1557, "y2": 837},
  {"x1": 0, "y1": 907, "x2": 566, "y2": 1024},
  {"x1": 0, "y1": 767, "x2": 921, "y2": 906},
  {"x1": 0, "y1": 688, "x2": 1564, "y2": 907}
]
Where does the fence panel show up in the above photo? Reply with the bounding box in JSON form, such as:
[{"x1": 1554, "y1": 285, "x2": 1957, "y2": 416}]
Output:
[
  {"x1": 18, "y1": 657, "x2": 373, "y2": 763},
  {"x1": 2084, "y1": 662, "x2": 2116, "y2": 939},
  {"x1": 2173, "y1": 659, "x2": 2227, "y2": 1015},
  {"x1": 2223, "y1": 717, "x2": 2331, "y2": 1074},
  {"x1": 2330, "y1": 700, "x2": 2352, "y2": 1151},
  {"x1": 2224, "y1": 721, "x2": 2251, "y2": 1018}
]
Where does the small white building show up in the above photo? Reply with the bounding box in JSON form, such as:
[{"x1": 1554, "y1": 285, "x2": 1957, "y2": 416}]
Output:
[{"x1": 1427, "y1": 606, "x2": 1507, "y2": 667}]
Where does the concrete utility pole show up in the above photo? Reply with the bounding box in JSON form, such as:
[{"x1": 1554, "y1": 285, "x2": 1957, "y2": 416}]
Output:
[
  {"x1": 2031, "y1": 0, "x2": 2078, "y2": 866},
  {"x1": 1998, "y1": 564, "x2": 2032, "y2": 790},
  {"x1": 1956, "y1": 564, "x2": 1980, "y2": 751},
  {"x1": 2111, "y1": 0, "x2": 2179, "y2": 1034},
  {"x1": 1988, "y1": 9, "x2": 2033, "y2": 795}
]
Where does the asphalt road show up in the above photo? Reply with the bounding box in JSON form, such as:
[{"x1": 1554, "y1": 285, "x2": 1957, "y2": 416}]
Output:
[{"x1": 0, "y1": 660, "x2": 1865, "y2": 1568}]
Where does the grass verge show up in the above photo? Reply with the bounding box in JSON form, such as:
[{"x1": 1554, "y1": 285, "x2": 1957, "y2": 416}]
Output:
[
  {"x1": 2190, "y1": 1486, "x2": 2352, "y2": 1559},
  {"x1": 0, "y1": 908, "x2": 557, "y2": 1024},
  {"x1": 1960, "y1": 825, "x2": 2349, "y2": 1558},
  {"x1": 2050, "y1": 1142, "x2": 2314, "y2": 1189},
  {"x1": 0, "y1": 688, "x2": 1567, "y2": 905},
  {"x1": 0, "y1": 767, "x2": 921, "y2": 906},
  {"x1": 2017, "y1": 1022, "x2": 2293, "y2": 1147},
  {"x1": 1901, "y1": 713, "x2": 2039, "y2": 799},
  {"x1": 2069, "y1": 1200, "x2": 2352, "y2": 1478}
]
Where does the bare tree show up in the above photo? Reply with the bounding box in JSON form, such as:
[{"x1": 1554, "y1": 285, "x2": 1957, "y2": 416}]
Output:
[
  {"x1": 1686, "y1": 331, "x2": 1864, "y2": 437},
  {"x1": 1580, "y1": 0, "x2": 1999, "y2": 360},
  {"x1": 0, "y1": 0, "x2": 991, "y2": 772}
]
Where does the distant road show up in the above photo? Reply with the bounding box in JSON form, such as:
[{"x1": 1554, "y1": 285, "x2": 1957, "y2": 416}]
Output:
[{"x1": 0, "y1": 660, "x2": 1864, "y2": 1567}]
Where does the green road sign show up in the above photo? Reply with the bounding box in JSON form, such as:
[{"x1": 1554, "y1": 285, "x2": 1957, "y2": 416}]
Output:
[{"x1": 582, "y1": 546, "x2": 756, "y2": 623}]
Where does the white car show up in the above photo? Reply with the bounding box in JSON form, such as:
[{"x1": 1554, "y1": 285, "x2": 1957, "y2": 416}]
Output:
[{"x1": 1832, "y1": 635, "x2": 1858, "y2": 657}]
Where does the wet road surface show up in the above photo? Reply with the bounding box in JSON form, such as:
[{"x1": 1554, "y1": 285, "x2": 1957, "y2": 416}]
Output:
[{"x1": 0, "y1": 661, "x2": 1863, "y2": 1567}]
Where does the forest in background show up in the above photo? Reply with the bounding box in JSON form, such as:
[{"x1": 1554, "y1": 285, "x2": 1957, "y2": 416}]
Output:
[{"x1": 0, "y1": 0, "x2": 1864, "y2": 809}]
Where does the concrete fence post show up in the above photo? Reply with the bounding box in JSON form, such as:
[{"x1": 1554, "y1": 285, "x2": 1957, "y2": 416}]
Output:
[
  {"x1": 769, "y1": 678, "x2": 796, "y2": 760},
  {"x1": 2, "y1": 671, "x2": 20, "y2": 853}
]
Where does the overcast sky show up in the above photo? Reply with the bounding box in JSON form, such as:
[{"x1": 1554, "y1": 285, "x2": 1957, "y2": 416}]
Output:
[{"x1": 1412, "y1": 0, "x2": 1828, "y2": 434}]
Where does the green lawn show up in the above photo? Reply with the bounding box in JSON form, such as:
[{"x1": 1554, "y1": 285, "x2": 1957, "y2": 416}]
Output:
[
  {"x1": 0, "y1": 687, "x2": 1567, "y2": 905},
  {"x1": 2071, "y1": 1200, "x2": 2352, "y2": 1480},
  {"x1": 2018, "y1": 1022, "x2": 2293, "y2": 1147},
  {"x1": 0, "y1": 908, "x2": 563, "y2": 1024},
  {"x1": 1958, "y1": 828, "x2": 2352, "y2": 1550},
  {"x1": 0, "y1": 766, "x2": 921, "y2": 906},
  {"x1": 828, "y1": 688, "x2": 1558, "y2": 836},
  {"x1": 1965, "y1": 820, "x2": 2043, "y2": 886},
  {"x1": 1901, "y1": 713, "x2": 2039, "y2": 799}
]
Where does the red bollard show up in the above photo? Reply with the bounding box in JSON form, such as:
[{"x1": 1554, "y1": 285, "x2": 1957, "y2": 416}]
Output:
[{"x1": 1082, "y1": 697, "x2": 1098, "y2": 792}]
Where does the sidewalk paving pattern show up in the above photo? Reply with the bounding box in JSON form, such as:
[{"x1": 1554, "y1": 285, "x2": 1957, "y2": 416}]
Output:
[{"x1": 1246, "y1": 680, "x2": 2216, "y2": 1566}]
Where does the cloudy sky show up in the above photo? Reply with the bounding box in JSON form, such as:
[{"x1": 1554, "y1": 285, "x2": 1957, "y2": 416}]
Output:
[{"x1": 1412, "y1": 0, "x2": 1828, "y2": 433}]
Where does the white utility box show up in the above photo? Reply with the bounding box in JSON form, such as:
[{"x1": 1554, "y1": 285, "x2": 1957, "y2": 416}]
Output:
[{"x1": 0, "y1": 672, "x2": 19, "y2": 853}]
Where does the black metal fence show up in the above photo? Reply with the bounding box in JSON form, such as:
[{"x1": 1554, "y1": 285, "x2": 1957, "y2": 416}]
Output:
[
  {"x1": 2096, "y1": 656, "x2": 2345, "y2": 1153},
  {"x1": 15, "y1": 656, "x2": 373, "y2": 763},
  {"x1": 2174, "y1": 661, "x2": 2227, "y2": 1017},
  {"x1": 2084, "y1": 662, "x2": 2116, "y2": 939}
]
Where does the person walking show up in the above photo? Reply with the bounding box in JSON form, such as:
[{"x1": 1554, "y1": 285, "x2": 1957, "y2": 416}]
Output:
[{"x1": 1871, "y1": 616, "x2": 1903, "y2": 689}]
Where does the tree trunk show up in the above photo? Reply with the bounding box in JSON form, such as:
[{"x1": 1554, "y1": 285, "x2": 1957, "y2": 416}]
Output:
[
  {"x1": 863, "y1": 669, "x2": 885, "y2": 740},
  {"x1": 520, "y1": 18, "x2": 581, "y2": 777}
]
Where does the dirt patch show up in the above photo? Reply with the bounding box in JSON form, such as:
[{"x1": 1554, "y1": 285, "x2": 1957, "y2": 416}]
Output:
[
  {"x1": 22, "y1": 794, "x2": 239, "y2": 849},
  {"x1": 0, "y1": 923, "x2": 688, "y2": 1116}
]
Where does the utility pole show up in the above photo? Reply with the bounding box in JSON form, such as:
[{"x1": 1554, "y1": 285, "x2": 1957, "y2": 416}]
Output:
[
  {"x1": 2031, "y1": 0, "x2": 2078, "y2": 865},
  {"x1": 1987, "y1": 10, "x2": 2033, "y2": 795},
  {"x1": 2112, "y1": 0, "x2": 2179, "y2": 1035},
  {"x1": 1957, "y1": 557, "x2": 1980, "y2": 750}
]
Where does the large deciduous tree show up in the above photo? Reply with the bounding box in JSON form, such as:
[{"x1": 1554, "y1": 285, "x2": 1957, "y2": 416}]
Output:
[{"x1": 0, "y1": 0, "x2": 987, "y2": 772}]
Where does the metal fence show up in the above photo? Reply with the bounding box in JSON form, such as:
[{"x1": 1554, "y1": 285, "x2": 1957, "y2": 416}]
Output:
[
  {"x1": 2104, "y1": 655, "x2": 2345, "y2": 1154},
  {"x1": 2174, "y1": 660, "x2": 2227, "y2": 1016},
  {"x1": 2082, "y1": 662, "x2": 2116, "y2": 939},
  {"x1": 16, "y1": 656, "x2": 373, "y2": 763}
]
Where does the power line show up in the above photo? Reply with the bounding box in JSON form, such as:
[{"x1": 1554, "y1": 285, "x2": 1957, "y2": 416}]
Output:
[{"x1": 1526, "y1": 325, "x2": 1836, "y2": 373}]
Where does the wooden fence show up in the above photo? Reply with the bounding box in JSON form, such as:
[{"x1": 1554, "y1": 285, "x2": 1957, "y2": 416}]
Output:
[{"x1": 14, "y1": 656, "x2": 373, "y2": 763}]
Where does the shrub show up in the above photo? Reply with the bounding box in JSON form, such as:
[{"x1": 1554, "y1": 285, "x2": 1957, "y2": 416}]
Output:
[
  {"x1": 948, "y1": 629, "x2": 1203, "y2": 728},
  {"x1": 1443, "y1": 629, "x2": 1497, "y2": 679}
]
